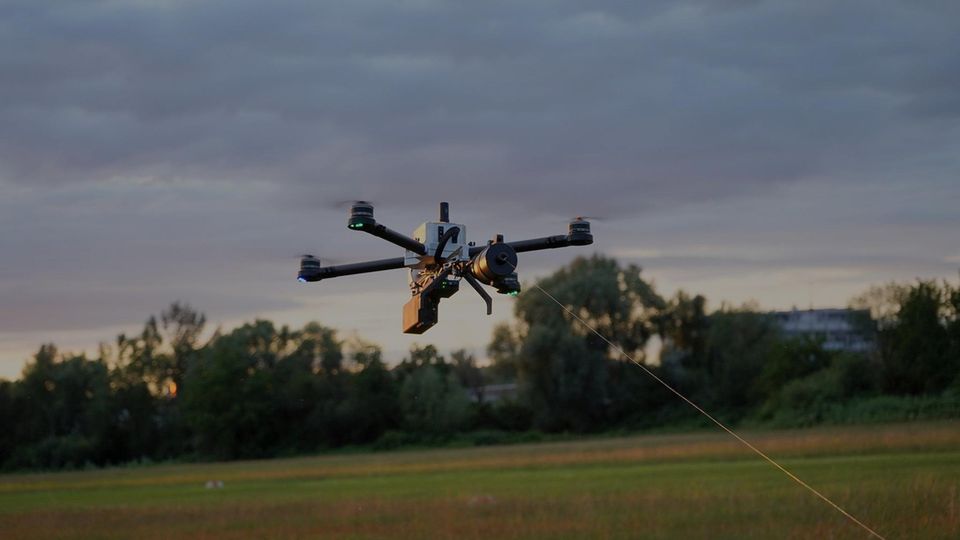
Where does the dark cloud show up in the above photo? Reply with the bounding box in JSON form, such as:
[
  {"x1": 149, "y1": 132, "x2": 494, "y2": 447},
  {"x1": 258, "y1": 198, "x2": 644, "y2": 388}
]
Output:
[
  {"x1": 0, "y1": 287, "x2": 296, "y2": 333},
  {"x1": 2, "y1": 1, "x2": 958, "y2": 214},
  {"x1": 1, "y1": 1, "x2": 958, "y2": 376},
  {"x1": 626, "y1": 252, "x2": 957, "y2": 279}
]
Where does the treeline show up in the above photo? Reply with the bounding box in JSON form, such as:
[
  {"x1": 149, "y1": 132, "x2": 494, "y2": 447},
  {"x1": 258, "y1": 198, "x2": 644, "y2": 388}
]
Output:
[
  {"x1": 2, "y1": 256, "x2": 959, "y2": 471},
  {"x1": 489, "y1": 258, "x2": 960, "y2": 431}
]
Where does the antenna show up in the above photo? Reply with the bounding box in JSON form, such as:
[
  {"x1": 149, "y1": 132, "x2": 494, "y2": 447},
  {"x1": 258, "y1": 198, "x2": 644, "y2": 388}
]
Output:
[{"x1": 439, "y1": 201, "x2": 449, "y2": 223}]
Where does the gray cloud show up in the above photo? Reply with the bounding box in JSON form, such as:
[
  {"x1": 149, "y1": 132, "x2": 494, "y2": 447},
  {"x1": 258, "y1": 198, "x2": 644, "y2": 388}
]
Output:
[
  {"x1": 1, "y1": 0, "x2": 959, "y2": 376},
  {"x1": 3, "y1": 1, "x2": 958, "y2": 212}
]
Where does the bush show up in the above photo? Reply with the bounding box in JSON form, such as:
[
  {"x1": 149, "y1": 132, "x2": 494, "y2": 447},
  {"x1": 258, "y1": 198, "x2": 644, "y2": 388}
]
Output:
[
  {"x1": 823, "y1": 394, "x2": 960, "y2": 424},
  {"x1": 760, "y1": 392, "x2": 960, "y2": 428},
  {"x1": 4, "y1": 435, "x2": 98, "y2": 471},
  {"x1": 490, "y1": 400, "x2": 534, "y2": 432},
  {"x1": 399, "y1": 367, "x2": 471, "y2": 434},
  {"x1": 372, "y1": 430, "x2": 423, "y2": 451},
  {"x1": 759, "y1": 353, "x2": 878, "y2": 427},
  {"x1": 464, "y1": 430, "x2": 509, "y2": 446}
]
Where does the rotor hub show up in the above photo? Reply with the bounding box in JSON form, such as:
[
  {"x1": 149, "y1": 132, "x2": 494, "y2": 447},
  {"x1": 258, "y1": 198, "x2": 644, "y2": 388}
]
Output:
[
  {"x1": 298, "y1": 255, "x2": 322, "y2": 282},
  {"x1": 567, "y1": 218, "x2": 592, "y2": 245},
  {"x1": 348, "y1": 201, "x2": 376, "y2": 229}
]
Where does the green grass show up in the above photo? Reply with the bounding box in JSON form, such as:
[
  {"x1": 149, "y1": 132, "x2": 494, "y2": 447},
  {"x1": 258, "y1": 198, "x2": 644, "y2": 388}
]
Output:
[{"x1": 2, "y1": 421, "x2": 959, "y2": 539}]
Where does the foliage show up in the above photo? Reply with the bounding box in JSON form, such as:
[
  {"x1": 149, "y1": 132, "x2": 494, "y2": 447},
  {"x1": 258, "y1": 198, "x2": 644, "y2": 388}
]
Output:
[
  {"x1": 3, "y1": 260, "x2": 960, "y2": 471},
  {"x1": 657, "y1": 290, "x2": 709, "y2": 364},
  {"x1": 880, "y1": 281, "x2": 957, "y2": 394},
  {"x1": 399, "y1": 366, "x2": 471, "y2": 434},
  {"x1": 851, "y1": 279, "x2": 960, "y2": 394},
  {"x1": 755, "y1": 336, "x2": 834, "y2": 402},
  {"x1": 758, "y1": 352, "x2": 878, "y2": 426},
  {"x1": 339, "y1": 350, "x2": 401, "y2": 444},
  {"x1": 486, "y1": 323, "x2": 521, "y2": 382},
  {"x1": 761, "y1": 392, "x2": 960, "y2": 428},
  {"x1": 512, "y1": 255, "x2": 665, "y2": 431}
]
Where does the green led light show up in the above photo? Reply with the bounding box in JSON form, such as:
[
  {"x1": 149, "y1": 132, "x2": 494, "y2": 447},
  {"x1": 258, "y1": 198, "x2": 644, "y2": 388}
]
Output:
[{"x1": 508, "y1": 291, "x2": 519, "y2": 297}]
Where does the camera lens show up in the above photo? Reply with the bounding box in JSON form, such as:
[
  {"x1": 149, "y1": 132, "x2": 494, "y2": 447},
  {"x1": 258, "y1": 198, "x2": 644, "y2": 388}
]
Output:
[{"x1": 471, "y1": 243, "x2": 517, "y2": 284}]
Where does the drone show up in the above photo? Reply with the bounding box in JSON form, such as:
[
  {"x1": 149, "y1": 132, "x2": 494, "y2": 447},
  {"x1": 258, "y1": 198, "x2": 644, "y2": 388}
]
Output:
[{"x1": 298, "y1": 201, "x2": 593, "y2": 334}]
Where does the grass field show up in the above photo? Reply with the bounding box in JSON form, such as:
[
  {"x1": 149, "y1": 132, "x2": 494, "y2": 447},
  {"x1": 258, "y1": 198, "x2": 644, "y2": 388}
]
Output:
[{"x1": 2, "y1": 421, "x2": 959, "y2": 539}]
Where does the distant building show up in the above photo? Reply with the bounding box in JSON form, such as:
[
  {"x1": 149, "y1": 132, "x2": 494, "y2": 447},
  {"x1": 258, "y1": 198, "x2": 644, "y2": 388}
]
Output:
[
  {"x1": 772, "y1": 308, "x2": 873, "y2": 352},
  {"x1": 469, "y1": 383, "x2": 519, "y2": 403}
]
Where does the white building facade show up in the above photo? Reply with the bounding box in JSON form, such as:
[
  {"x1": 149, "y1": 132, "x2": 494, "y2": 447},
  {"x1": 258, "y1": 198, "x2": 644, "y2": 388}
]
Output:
[{"x1": 772, "y1": 308, "x2": 873, "y2": 352}]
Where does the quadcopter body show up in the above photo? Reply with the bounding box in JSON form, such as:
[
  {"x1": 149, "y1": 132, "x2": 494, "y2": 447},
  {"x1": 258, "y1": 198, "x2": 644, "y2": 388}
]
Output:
[{"x1": 298, "y1": 202, "x2": 593, "y2": 334}]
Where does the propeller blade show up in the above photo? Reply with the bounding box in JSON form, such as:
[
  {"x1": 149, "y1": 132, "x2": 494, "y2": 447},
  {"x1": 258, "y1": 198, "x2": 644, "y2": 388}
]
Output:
[{"x1": 327, "y1": 199, "x2": 378, "y2": 210}]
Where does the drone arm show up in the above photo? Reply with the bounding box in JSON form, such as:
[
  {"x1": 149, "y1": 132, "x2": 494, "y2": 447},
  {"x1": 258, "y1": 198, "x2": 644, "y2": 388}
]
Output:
[
  {"x1": 357, "y1": 223, "x2": 427, "y2": 255},
  {"x1": 304, "y1": 256, "x2": 406, "y2": 282},
  {"x1": 467, "y1": 233, "x2": 592, "y2": 257},
  {"x1": 506, "y1": 235, "x2": 575, "y2": 253}
]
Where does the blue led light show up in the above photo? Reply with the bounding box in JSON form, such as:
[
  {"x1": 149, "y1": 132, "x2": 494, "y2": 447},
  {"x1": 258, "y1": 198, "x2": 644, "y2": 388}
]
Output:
[{"x1": 297, "y1": 276, "x2": 308, "y2": 283}]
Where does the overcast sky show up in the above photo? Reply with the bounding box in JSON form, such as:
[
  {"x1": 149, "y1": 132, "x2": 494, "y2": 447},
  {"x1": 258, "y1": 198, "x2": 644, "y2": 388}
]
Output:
[{"x1": 2, "y1": 0, "x2": 958, "y2": 378}]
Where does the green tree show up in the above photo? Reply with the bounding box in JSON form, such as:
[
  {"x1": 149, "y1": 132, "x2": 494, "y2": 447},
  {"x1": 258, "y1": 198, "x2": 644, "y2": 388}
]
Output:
[
  {"x1": 15, "y1": 344, "x2": 60, "y2": 444},
  {"x1": 948, "y1": 282, "x2": 960, "y2": 389},
  {"x1": 450, "y1": 349, "x2": 484, "y2": 401},
  {"x1": 879, "y1": 281, "x2": 953, "y2": 394},
  {"x1": 399, "y1": 366, "x2": 470, "y2": 435},
  {"x1": 103, "y1": 363, "x2": 159, "y2": 463},
  {"x1": 509, "y1": 255, "x2": 665, "y2": 431},
  {"x1": 760, "y1": 352, "x2": 878, "y2": 426},
  {"x1": 346, "y1": 337, "x2": 385, "y2": 369},
  {"x1": 291, "y1": 323, "x2": 349, "y2": 448},
  {"x1": 9, "y1": 347, "x2": 112, "y2": 469},
  {"x1": 395, "y1": 344, "x2": 448, "y2": 383},
  {"x1": 181, "y1": 320, "x2": 350, "y2": 458},
  {"x1": 297, "y1": 321, "x2": 343, "y2": 375},
  {"x1": 114, "y1": 316, "x2": 165, "y2": 393},
  {"x1": 0, "y1": 380, "x2": 14, "y2": 467},
  {"x1": 182, "y1": 329, "x2": 274, "y2": 459},
  {"x1": 339, "y1": 344, "x2": 401, "y2": 443},
  {"x1": 657, "y1": 291, "x2": 709, "y2": 369},
  {"x1": 487, "y1": 323, "x2": 520, "y2": 382},
  {"x1": 159, "y1": 302, "x2": 206, "y2": 390},
  {"x1": 521, "y1": 324, "x2": 608, "y2": 431},
  {"x1": 699, "y1": 308, "x2": 781, "y2": 411},
  {"x1": 755, "y1": 336, "x2": 833, "y2": 403}
]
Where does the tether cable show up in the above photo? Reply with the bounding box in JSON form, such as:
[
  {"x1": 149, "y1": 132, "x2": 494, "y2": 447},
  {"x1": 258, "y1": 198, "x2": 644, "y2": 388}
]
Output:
[{"x1": 516, "y1": 275, "x2": 886, "y2": 540}]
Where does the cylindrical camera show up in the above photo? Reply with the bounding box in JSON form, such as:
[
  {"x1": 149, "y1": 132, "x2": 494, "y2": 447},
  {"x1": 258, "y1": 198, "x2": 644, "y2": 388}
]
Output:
[
  {"x1": 470, "y1": 243, "x2": 517, "y2": 284},
  {"x1": 470, "y1": 242, "x2": 520, "y2": 294}
]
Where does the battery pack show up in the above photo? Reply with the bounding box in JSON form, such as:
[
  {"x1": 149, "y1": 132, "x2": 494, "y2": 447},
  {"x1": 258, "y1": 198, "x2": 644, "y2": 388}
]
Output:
[{"x1": 403, "y1": 294, "x2": 439, "y2": 334}]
